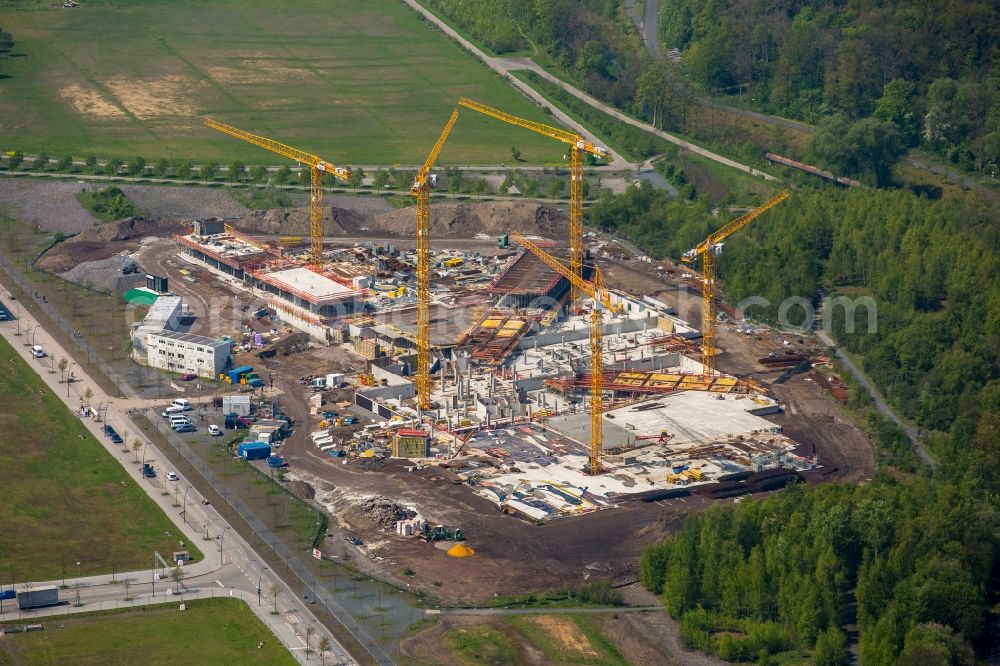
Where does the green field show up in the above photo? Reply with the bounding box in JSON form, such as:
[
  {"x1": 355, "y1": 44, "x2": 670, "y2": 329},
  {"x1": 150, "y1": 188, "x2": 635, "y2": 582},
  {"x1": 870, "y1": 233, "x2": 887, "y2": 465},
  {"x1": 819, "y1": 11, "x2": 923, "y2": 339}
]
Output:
[
  {"x1": 0, "y1": 599, "x2": 295, "y2": 665},
  {"x1": 0, "y1": 0, "x2": 562, "y2": 165},
  {"x1": 0, "y1": 334, "x2": 199, "y2": 582}
]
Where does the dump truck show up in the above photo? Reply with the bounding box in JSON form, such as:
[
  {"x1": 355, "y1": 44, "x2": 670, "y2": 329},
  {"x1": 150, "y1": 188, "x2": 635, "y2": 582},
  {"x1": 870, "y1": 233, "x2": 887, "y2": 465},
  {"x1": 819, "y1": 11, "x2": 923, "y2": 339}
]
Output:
[{"x1": 17, "y1": 585, "x2": 60, "y2": 610}]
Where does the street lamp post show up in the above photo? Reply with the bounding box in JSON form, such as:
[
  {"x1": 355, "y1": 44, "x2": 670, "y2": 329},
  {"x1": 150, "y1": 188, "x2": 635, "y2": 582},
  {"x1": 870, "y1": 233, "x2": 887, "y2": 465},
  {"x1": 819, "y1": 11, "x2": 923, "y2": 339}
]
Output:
[
  {"x1": 182, "y1": 484, "x2": 192, "y2": 524},
  {"x1": 256, "y1": 565, "x2": 268, "y2": 606},
  {"x1": 218, "y1": 526, "x2": 230, "y2": 565},
  {"x1": 75, "y1": 560, "x2": 81, "y2": 605},
  {"x1": 67, "y1": 362, "x2": 76, "y2": 397}
]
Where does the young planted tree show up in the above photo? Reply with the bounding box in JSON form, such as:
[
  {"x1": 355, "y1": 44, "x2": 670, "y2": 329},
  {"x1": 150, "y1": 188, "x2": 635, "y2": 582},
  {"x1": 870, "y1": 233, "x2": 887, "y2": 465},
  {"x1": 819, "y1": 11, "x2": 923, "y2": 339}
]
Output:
[
  {"x1": 250, "y1": 165, "x2": 268, "y2": 183},
  {"x1": 83, "y1": 387, "x2": 93, "y2": 407},
  {"x1": 58, "y1": 357, "x2": 68, "y2": 382},
  {"x1": 317, "y1": 637, "x2": 331, "y2": 665},
  {"x1": 373, "y1": 168, "x2": 389, "y2": 194},
  {"x1": 132, "y1": 440, "x2": 142, "y2": 462}
]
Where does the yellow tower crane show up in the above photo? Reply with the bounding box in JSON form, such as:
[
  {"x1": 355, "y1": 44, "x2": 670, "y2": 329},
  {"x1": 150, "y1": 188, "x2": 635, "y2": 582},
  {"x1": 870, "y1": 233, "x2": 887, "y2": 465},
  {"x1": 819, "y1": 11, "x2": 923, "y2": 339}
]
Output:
[
  {"x1": 510, "y1": 232, "x2": 621, "y2": 476},
  {"x1": 411, "y1": 109, "x2": 460, "y2": 410},
  {"x1": 458, "y1": 98, "x2": 610, "y2": 304},
  {"x1": 204, "y1": 118, "x2": 351, "y2": 267},
  {"x1": 682, "y1": 191, "x2": 790, "y2": 377}
]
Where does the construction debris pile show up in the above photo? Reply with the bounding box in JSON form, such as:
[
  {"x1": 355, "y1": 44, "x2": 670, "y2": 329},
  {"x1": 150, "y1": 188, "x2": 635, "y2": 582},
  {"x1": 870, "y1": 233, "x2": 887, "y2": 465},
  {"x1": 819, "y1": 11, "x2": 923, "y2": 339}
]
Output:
[{"x1": 361, "y1": 496, "x2": 416, "y2": 530}]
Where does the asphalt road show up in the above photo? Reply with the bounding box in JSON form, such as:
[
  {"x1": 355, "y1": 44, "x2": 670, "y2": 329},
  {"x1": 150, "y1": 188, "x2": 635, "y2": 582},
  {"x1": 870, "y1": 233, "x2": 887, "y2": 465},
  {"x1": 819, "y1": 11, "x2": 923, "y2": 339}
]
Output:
[{"x1": 0, "y1": 276, "x2": 356, "y2": 665}]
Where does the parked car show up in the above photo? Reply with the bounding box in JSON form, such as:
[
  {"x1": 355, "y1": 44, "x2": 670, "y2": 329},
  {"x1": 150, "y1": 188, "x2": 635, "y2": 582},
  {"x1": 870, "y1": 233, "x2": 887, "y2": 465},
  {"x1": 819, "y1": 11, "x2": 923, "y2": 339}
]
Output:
[
  {"x1": 346, "y1": 535, "x2": 363, "y2": 546},
  {"x1": 102, "y1": 425, "x2": 123, "y2": 444},
  {"x1": 208, "y1": 425, "x2": 222, "y2": 436},
  {"x1": 30, "y1": 345, "x2": 45, "y2": 358},
  {"x1": 166, "y1": 472, "x2": 179, "y2": 481},
  {"x1": 143, "y1": 463, "x2": 156, "y2": 478},
  {"x1": 173, "y1": 423, "x2": 197, "y2": 433},
  {"x1": 161, "y1": 406, "x2": 185, "y2": 417},
  {"x1": 180, "y1": 373, "x2": 197, "y2": 381}
]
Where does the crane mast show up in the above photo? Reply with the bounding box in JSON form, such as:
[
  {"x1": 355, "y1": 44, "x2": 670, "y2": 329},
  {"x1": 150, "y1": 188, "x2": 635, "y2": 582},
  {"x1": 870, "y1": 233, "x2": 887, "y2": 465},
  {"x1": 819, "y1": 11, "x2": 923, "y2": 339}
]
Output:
[
  {"x1": 682, "y1": 191, "x2": 790, "y2": 376},
  {"x1": 411, "y1": 109, "x2": 460, "y2": 410},
  {"x1": 204, "y1": 118, "x2": 351, "y2": 267},
  {"x1": 458, "y1": 98, "x2": 610, "y2": 306},
  {"x1": 511, "y1": 232, "x2": 618, "y2": 476}
]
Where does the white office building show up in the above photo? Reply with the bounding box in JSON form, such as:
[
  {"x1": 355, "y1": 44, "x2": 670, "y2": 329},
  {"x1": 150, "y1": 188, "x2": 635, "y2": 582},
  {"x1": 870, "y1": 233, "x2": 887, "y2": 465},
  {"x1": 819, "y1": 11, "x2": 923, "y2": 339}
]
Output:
[{"x1": 146, "y1": 330, "x2": 231, "y2": 378}]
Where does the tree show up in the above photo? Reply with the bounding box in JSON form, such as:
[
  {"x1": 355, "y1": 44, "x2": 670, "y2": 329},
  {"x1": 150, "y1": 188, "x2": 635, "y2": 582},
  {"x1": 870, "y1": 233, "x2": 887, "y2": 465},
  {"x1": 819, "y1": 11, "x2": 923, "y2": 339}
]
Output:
[
  {"x1": 348, "y1": 166, "x2": 365, "y2": 192},
  {"x1": 249, "y1": 165, "x2": 268, "y2": 183},
  {"x1": 511, "y1": 146, "x2": 522, "y2": 162},
  {"x1": 33, "y1": 152, "x2": 50, "y2": 171},
  {"x1": 229, "y1": 161, "x2": 246, "y2": 183},
  {"x1": 472, "y1": 178, "x2": 488, "y2": 199},
  {"x1": 84, "y1": 155, "x2": 98, "y2": 172},
  {"x1": 83, "y1": 387, "x2": 93, "y2": 406},
  {"x1": 57, "y1": 155, "x2": 73, "y2": 172},
  {"x1": 58, "y1": 357, "x2": 68, "y2": 382},
  {"x1": 132, "y1": 440, "x2": 142, "y2": 462},
  {"x1": 813, "y1": 627, "x2": 849, "y2": 666},
  {"x1": 547, "y1": 177, "x2": 565, "y2": 202},
  {"x1": 199, "y1": 162, "x2": 216, "y2": 182},
  {"x1": 127, "y1": 157, "x2": 145, "y2": 179},
  {"x1": 153, "y1": 158, "x2": 170, "y2": 178},
  {"x1": 274, "y1": 165, "x2": 290, "y2": 184},
  {"x1": 875, "y1": 79, "x2": 919, "y2": 146},
  {"x1": 9, "y1": 151, "x2": 23, "y2": 170},
  {"x1": 175, "y1": 162, "x2": 192, "y2": 180},
  {"x1": 810, "y1": 115, "x2": 905, "y2": 187},
  {"x1": 0, "y1": 28, "x2": 13, "y2": 53},
  {"x1": 373, "y1": 168, "x2": 389, "y2": 194},
  {"x1": 317, "y1": 637, "x2": 331, "y2": 665},
  {"x1": 269, "y1": 583, "x2": 280, "y2": 613},
  {"x1": 104, "y1": 158, "x2": 123, "y2": 177},
  {"x1": 169, "y1": 563, "x2": 186, "y2": 595}
]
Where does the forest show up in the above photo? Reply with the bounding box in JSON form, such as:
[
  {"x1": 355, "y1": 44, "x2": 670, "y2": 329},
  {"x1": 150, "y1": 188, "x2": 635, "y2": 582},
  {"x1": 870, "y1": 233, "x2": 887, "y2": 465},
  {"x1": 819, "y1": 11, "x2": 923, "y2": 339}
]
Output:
[
  {"x1": 659, "y1": 0, "x2": 1000, "y2": 176},
  {"x1": 591, "y1": 182, "x2": 1000, "y2": 662}
]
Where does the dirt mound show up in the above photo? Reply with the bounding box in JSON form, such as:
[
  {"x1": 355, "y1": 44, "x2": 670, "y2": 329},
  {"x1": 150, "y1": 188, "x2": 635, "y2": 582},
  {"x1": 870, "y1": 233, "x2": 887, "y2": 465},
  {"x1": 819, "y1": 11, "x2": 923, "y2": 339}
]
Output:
[
  {"x1": 371, "y1": 201, "x2": 568, "y2": 238},
  {"x1": 228, "y1": 201, "x2": 568, "y2": 239},
  {"x1": 361, "y1": 495, "x2": 416, "y2": 530},
  {"x1": 287, "y1": 480, "x2": 315, "y2": 501},
  {"x1": 37, "y1": 216, "x2": 184, "y2": 274},
  {"x1": 231, "y1": 207, "x2": 362, "y2": 236}
]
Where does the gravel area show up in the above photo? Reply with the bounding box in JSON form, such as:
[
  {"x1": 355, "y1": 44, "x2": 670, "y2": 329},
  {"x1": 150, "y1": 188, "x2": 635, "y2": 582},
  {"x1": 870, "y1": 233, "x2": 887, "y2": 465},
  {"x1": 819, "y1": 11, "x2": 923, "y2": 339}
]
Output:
[
  {"x1": 60, "y1": 255, "x2": 130, "y2": 293},
  {"x1": 0, "y1": 178, "x2": 97, "y2": 233},
  {"x1": 119, "y1": 185, "x2": 248, "y2": 221}
]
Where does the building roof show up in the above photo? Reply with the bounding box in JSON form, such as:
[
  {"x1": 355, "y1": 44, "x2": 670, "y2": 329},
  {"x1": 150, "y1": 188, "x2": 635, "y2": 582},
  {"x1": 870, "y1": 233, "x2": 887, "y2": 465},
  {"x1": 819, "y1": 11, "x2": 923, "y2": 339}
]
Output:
[
  {"x1": 259, "y1": 267, "x2": 360, "y2": 305},
  {"x1": 142, "y1": 295, "x2": 182, "y2": 329},
  {"x1": 396, "y1": 429, "x2": 429, "y2": 438},
  {"x1": 148, "y1": 329, "x2": 231, "y2": 349}
]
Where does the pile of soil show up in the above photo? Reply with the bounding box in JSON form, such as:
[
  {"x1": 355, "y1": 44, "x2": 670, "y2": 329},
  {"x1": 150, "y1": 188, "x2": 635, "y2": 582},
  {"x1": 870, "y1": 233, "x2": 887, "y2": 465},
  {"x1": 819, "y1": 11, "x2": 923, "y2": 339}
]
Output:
[
  {"x1": 230, "y1": 201, "x2": 569, "y2": 239},
  {"x1": 36, "y1": 216, "x2": 183, "y2": 272},
  {"x1": 361, "y1": 495, "x2": 417, "y2": 530}
]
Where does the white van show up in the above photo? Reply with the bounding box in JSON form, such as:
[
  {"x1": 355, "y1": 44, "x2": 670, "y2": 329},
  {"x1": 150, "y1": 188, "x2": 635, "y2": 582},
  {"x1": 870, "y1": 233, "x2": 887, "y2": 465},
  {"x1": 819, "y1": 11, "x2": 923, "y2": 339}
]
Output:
[
  {"x1": 30, "y1": 345, "x2": 45, "y2": 358},
  {"x1": 161, "y1": 405, "x2": 185, "y2": 417},
  {"x1": 171, "y1": 399, "x2": 192, "y2": 411},
  {"x1": 169, "y1": 415, "x2": 192, "y2": 426}
]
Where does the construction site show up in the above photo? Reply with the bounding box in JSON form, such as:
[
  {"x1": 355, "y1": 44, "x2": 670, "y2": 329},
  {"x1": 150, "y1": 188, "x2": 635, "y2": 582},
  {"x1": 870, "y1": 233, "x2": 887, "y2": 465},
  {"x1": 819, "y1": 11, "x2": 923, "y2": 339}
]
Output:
[{"x1": 24, "y1": 101, "x2": 875, "y2": 600}]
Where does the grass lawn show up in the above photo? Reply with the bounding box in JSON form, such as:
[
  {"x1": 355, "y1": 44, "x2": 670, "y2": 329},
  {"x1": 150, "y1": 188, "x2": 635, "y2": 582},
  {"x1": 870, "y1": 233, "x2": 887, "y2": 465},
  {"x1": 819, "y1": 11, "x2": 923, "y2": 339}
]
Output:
[
  {"x1": 446, "y1": 624, "x2": 518, "y2": 665},
  {"x1": 0, "y1": 0, "x2": 562, "y2": 165},
  {"x1": 0, "y1": 598, "x2": 295, "y2": 665},
  {"x1": 0, "y1": 334, "x2": 199, "y2": 582}
]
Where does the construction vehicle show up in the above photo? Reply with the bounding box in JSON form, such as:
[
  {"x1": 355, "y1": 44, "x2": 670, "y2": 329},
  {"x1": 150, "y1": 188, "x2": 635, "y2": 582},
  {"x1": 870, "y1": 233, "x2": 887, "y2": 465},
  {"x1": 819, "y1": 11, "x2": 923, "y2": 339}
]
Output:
[
  {"x1": 511, "y1": 232, "x2": 622, "y2": 476},
  {"x1": 411, "y1": 109, "x2": 460, "y2": 410},
  {"x1": 458, "y1": 97, "x2": 610, "y2": 305},
  {"x1": 682, "y1": 192, "x2": 790, "y2": 377},
  {"x1": 204, "y1": 118, "x2": 351, "y2": 267}
]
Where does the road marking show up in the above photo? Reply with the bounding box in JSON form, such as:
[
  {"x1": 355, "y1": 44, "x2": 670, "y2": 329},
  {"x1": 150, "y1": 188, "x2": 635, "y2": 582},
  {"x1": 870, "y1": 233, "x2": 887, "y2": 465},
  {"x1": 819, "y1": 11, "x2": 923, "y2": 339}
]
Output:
[
  {"x1": 215, "y1": 580, "x2": 224, "y2": 588},
  {"x1": 425, "y1": 609, "x2": 440, "y2": 615}
]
